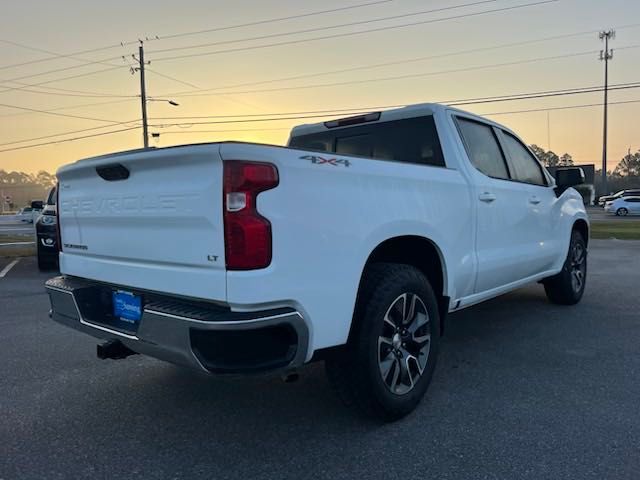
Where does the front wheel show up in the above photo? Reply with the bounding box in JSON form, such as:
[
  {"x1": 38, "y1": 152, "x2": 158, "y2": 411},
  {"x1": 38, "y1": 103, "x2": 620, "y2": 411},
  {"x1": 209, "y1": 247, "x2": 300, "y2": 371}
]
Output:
[
  {"x1": 325, "y1": 263, "x2": 440, "y2": 421},
  {"x1": 543, "y1": 230, "x2": 587, "y2": 305},
  {"x1": 616, "y1": 208, "x2": 629, "y2": 216}
]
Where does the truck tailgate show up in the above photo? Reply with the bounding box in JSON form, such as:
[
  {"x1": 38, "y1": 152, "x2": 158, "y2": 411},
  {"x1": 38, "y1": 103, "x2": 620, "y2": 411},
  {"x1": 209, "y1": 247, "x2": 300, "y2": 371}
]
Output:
[{"x1": 57, "y1": 144, "x2": 227, "y2": 302}]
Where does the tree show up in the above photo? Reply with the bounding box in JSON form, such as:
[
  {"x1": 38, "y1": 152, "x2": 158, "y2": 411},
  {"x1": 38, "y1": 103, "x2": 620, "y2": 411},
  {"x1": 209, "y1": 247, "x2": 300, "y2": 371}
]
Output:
[
  {"x1": 559, "y1": 153, "x2": 574, "y2": 166},
  {"x1": 34, "y1": 170, "x2": 56, "y2": 188},
  {"x1": 530, "y1": 144, "x2": 547, "y2": 162},
  {"x1": 528, "y1": 144, "x2": 564, "y2": 167},
  {"x1": 613, "y1": 150, "x2": 640, "y2": 177},
  {"x1": 545, "y1": 151, "x2": 560, "y2": 167},
  {"x1": 0, "y1": 169, "x2": 54, "y2": 187}
]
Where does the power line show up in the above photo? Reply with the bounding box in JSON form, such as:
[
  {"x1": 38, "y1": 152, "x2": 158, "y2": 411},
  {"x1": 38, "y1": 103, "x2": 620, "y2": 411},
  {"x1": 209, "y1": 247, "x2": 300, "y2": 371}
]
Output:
[
  {"x1": 0, "y1": 98, "x2": 134, "y2": 118},
  {"x1": 0, "y1": 78, "x2": 132, "y2": 97},
  {"x1": 154, "y1": 0, "x2": 396, "y2": 42},
  {"x1": 154, "y1": 100, "x2": 640, "y2": 131},
  {"x1": 0, "y1": 101, "x2": 127, "y2": 123},
  {"x1": 5, "y1": 99, "x2": 640, "y2": 155},
  {"x1": 2, "y1": 1, "x2": 519, "y2": 91},
  {"x1": 0, "y1": 42, "x2": 136, "y2": 72},
  {"x1": 147, "y1": 0, "x2": 502, "y2": 55},
  {"x1": 0, "y1": 0, "x2": 394, "y2": 73},
  {"x1": 0, "y1": 119, "x2": 140, "y2": 147},
  {"x1": 0, "y1": 65, "x2": 130, "y2": 96},
  {"x1": 6, "y1": 82, "x2": 638, "y2": 148},
  {"x1": 482, "y1": 98, "x2": 640, "y2": 116},
  {"x1": 145, "y1": 68, "x2": 200, "y2": 89},
  {"x1": 148, "y1": 85, "x2": 640, "y2": 127},
  {"x1": 0, "y1": 126, "x2": 140, "y2": 154},
  {"x1": 0, "y1": 38, "x2": 121, "y2": 72},
  {"x1": 0, "y1": 82, "x2": 136, "y2": 98},
  {"x1": 0, "y1": 56, "x2": 126, "y2": 84},
  {"x1": 148, "y1": 82, "x2": 640, "y2": 121},
  {"x1": 6, "y1": 21, "x2": 639, "y2": 101},
  {"x1": 153, "y1": 127, "x2": 291, "y2": 134},
  {"x1": 152, "y1": 1, "x2": 559, "y2": 63},
  {"x1": 159, "y1": 29, "x2": 604, "y2": 97},
  {"x1": 166, "y1": 49, "x2": 620, "y2": 98}
]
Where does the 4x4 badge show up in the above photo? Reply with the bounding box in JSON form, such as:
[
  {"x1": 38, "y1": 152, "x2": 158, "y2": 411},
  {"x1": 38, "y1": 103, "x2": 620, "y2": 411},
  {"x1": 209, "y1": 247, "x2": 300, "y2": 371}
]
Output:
[{"x1": 300, "y1": 155, "x2": 351, "y2": 167}]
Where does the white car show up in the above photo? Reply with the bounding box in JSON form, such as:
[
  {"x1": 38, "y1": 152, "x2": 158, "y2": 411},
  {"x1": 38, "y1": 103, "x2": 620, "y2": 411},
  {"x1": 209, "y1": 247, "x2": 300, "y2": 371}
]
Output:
[
  {"x1": 16, "y1": 207, "x2": 41, "y2": 223},
  {"x1": 605, "y1": 196, "x2": 640, "y2": 216},
  {"x1": 46, "y1": 103, "x2": 589, "y2": 421}
]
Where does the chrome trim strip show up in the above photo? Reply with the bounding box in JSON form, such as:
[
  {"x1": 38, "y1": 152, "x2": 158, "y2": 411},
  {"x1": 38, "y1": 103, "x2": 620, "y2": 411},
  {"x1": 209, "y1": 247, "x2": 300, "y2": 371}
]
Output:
[
  {"x1": 46, "y1": 286, "x2": 139, "y2": 341},
  {"x1": 143, "y1": 308, "x2": 302, "y2": 326}
]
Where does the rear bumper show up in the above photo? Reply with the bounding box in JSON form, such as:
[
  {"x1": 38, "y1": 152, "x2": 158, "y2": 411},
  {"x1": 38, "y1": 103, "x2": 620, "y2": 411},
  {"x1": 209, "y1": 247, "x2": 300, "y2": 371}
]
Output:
[{"x1": 45, "y1": 276, "x2": 308, "y2": 375}]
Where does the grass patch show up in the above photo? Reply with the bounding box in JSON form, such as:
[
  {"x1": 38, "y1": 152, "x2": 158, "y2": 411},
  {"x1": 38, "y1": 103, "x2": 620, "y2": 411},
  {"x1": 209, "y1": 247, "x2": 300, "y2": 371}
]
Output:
[
  {"x1": 0, "y1": 234, "x2": 34, "y2": 244},
  {"x1": 590, "y1": 220, "x2": 640, "y2": 240},
  {"x1": 0, "y1": 246, "x2": 35, "y2": 257}
]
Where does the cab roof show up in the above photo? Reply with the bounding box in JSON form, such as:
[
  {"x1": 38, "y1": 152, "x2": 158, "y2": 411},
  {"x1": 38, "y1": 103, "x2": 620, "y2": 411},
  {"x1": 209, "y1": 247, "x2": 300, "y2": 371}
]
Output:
[{"x1": 289, "y1": 102, "x2": 506, "y2": 138}]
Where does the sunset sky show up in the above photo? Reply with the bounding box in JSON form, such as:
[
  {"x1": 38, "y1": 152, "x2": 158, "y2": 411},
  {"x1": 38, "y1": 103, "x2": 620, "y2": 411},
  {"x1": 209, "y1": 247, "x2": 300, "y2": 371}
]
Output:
[{"x1": 1, "y1": 0, "x2": 639, "y2": 174}]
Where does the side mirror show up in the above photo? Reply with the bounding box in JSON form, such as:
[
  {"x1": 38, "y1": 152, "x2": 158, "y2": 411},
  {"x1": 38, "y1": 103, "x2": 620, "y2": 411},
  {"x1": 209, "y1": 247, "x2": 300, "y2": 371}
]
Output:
[{"x1": 554, "y1": 167, "x2": 584, "y2": 193}]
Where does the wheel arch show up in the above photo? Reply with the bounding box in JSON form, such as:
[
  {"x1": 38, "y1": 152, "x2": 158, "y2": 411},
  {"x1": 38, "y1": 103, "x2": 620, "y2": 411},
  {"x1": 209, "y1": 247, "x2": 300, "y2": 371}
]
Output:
[
  {"x1": 573, "y1": 218, "x2": 590, "y2": 246},
  {"x1": 351, "y1": 235, "x2": 449, "y2": 339}
]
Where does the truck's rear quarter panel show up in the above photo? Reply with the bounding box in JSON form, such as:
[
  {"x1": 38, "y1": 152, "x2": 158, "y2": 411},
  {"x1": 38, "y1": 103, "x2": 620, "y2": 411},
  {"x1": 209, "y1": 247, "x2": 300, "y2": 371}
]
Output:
[{"x1": 220, "y1": 142, "x2": 474, "y2": 356}]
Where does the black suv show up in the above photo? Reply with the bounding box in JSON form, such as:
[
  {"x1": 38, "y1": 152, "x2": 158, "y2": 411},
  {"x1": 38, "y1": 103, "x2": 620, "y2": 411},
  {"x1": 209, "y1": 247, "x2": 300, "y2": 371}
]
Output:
[
  {"x1": 598, "y1": 189, "x2": 640, "y2": 207},
  {"x1": 35, "y1": 186, "x2": 58, "y2": 271}
]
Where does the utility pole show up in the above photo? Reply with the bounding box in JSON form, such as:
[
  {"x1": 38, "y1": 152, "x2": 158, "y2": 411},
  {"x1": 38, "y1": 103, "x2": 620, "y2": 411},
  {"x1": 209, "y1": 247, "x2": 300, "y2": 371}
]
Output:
[
  {"x1": 599, "y1": 30, "x2": 615, "y2": 194},
  {"x1": 131, "y1": 42, "x2": 150, "y2": 148},
  {"x1": 138, "y1": 42, "x2": 149, "y2": 148},
  {"x1": 546, "y1": 110, "x2": 551, "y2": 151},
  {"x1": 130, "y1": 41, "x2": 179, "y2": 148}
]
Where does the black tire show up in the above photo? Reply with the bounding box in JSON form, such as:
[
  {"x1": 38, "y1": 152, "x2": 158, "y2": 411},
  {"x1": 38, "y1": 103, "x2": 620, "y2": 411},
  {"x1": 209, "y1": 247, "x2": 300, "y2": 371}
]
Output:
[
  {"x1": 616, "y1": 208, "x2": 628, "y2": 216},
  {"x1": 325, "y1": 263, "x2": 440, "y2": 422},
  {"x1": 543, "y1": 230, "x2": 587, "y2": 305},
  {"x1": 37, "y1": 246, "x2": 58, "y2": 272}
]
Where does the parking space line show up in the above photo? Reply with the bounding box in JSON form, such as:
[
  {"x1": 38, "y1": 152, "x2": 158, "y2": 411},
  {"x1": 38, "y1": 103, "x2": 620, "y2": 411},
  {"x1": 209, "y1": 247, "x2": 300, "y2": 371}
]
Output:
[{"x1": 0, "y1": 258, "x2": 20, "y2": 278}]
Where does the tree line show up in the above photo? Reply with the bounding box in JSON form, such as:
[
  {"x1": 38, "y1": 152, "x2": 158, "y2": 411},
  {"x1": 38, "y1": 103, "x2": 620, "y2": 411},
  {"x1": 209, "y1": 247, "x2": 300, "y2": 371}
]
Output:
[{"x1": 0, "y1": 170, "x2": 57, "y2": 188}]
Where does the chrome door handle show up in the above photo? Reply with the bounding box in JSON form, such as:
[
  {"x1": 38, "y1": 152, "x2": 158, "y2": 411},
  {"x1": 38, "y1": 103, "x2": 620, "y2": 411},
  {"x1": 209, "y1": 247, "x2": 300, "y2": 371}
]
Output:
[
  {"x1": 479, "y1": 192, "x2": 497, "y2": 203},
  {"x1": 529, "y1": 196, "x2": 541, "y2": 205}
]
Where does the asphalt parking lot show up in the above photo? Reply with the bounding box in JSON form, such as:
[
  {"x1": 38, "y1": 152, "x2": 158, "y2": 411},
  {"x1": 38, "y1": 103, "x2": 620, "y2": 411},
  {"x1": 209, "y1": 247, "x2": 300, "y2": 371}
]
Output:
[{"x1": 1, "y1": 239, "x2": 639, "y2": 480}]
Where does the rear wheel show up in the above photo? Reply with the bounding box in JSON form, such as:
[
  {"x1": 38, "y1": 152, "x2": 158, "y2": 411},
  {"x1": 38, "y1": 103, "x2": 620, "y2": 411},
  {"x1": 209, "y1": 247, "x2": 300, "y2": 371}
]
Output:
[
  {"x1": 325, "y1": 263, "x2": 440, "y2": 421},
  {"x1": 543, "y1": 230, "x2": 587, "y2": 305},
  {"x1": 616, "y1": 207, "x2": 629, "y2": 216}
]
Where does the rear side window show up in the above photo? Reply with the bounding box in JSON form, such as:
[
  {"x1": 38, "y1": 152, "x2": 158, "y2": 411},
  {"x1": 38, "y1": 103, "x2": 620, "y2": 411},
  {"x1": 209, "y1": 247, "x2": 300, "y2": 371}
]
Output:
[
  {"x1": 289, "y1": 116, "x2": 445, "y2": 167},
  {"x1": 456, "y1": 118, "x2": 509, "y2": 180},
  {"x1": 501, "y1": 132, "x2": 547, "y2": 186}
]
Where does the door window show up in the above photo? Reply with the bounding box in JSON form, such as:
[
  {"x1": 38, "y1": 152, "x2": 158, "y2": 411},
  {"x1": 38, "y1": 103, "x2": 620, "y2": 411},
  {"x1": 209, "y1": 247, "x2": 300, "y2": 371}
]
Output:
[
  {"x1": 456, "y1": 118, "x2": 510, "y2": 180},
  {"x1": 501, "y1": 132, "x2": 547, "y2": 186}
]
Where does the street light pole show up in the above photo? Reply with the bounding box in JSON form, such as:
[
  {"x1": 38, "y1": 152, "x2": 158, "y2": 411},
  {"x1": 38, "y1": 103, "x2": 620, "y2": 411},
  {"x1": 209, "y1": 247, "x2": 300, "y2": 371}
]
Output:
[{"x1": 599, "y1": 30, "x2": 615, "y2": 194}]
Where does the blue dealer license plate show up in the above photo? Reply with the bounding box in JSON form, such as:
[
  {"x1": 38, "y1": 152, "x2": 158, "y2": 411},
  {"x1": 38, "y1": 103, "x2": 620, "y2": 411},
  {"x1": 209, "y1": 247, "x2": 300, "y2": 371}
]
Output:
[{"x1": 112, "y1": 290, "x2": 142, "y2": 324}]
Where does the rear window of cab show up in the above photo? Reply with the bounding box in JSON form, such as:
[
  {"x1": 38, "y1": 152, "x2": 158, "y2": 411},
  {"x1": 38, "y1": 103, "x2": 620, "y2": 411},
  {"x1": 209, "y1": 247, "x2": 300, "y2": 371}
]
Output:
[{"x1": 289, "y1": 116, "x2": 446, "y2": 168}]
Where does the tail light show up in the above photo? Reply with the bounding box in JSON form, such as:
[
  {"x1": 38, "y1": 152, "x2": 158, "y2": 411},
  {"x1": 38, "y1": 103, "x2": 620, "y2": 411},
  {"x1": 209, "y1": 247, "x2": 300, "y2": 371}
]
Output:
[
  {"x1": 55, "y1": 183, "x2": 62, "y2": 252},
  {"x1": 223, "y1": 161, "x2": 278, "y2": 270}
]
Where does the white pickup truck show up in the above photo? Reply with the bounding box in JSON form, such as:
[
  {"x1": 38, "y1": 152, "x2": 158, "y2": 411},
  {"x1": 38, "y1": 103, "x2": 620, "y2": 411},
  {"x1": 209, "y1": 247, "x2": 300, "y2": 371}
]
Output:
[{"x1": 46, "y1": 103, "x2": 589, "y2": 421}]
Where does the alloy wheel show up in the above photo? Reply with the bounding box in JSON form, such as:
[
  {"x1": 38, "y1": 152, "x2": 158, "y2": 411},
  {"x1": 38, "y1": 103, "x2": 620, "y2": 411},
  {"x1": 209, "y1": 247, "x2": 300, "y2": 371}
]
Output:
[
  {"x1": 378, "y1": 293, "x2": 431, "y2": 395},
  {"x1": 570, "y1": 242, "x2": 586, "y2": 293}
]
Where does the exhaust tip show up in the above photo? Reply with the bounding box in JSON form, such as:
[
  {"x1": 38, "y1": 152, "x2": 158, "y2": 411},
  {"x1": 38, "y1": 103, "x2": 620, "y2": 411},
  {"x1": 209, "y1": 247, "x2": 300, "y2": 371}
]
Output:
[
  {"x1": 281, "y1": 371, "x2": 300, "y2": 383},
  {"x1": 97, "y1": 340, "x2": 138, "y2": 360}
]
